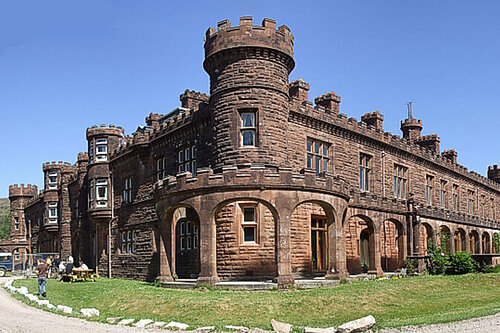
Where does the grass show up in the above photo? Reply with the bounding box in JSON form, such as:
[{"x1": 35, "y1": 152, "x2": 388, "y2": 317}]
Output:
[{"x1": 10, "y1": 273, "x2": 500, "y2": 330}]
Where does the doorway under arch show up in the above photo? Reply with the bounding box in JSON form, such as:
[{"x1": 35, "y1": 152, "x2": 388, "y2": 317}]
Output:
[
  {"x1": 345, "y1": 215, "x2": 375, "y2": 274},
  {"x1": 380, "y1": 219, "x2": 405, "y2": 272},
  {"x1": 173, "y1": 207, "x2": 200, "y2": 279}
]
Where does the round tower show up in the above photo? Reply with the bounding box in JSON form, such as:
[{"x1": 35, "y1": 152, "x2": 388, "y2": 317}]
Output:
[
  {"x1": 86, "y1": 125, "x2": 124, "y2": 215},
  {"x1": 204, "y1": 17, "x2": 295, "y2": 168},
  {"x1": 8, "y1": 184, "x2": 38, "y2": 240}
]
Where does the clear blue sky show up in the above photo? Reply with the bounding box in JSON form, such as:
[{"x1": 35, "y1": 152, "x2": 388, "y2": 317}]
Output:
[{"x1": 1, "y1": 0, "x2": 499, "y2": 198}]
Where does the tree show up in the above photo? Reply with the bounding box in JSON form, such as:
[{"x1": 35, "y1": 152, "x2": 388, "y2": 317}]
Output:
[{"x1": 0, "y1": 210, "x2": 10, "y2": 241}]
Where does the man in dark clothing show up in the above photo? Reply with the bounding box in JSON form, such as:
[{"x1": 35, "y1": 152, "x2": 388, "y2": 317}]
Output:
[{"x1": 35, "y1": 259, "x2": 48, "y2": 297}]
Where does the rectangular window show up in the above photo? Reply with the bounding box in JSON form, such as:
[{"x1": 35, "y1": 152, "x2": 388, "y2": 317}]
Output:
[
  {"x1": 439, "y1": 179, "x2": 447, "y2": 208},
  {"x1": 491, "y1": 198, "x2": 495, "y2": 220},
  {"x1": 393, "y1": 164, "x2": 408, "y2": 199},
  {"x1": 240, "y1": 111, "x2": 256, "y2": 147},
  {"x1": 452, "y1": 184, "x2": 459, "y2": 210},
  {"x1": 120, "y1": 230, "x2": 135, "y2": 254},
  {"x1": 359, "y1": 153, "x2": 371, "y2": 192},
  {"x1": 96, "y1": 178, "x2": 108, "y2": 207},
  {"x1": 48, "y1": 171, "x2": 58, "y2": 189},
  {"x1": 14, "y1": 217, "x2": 19, "y2": 230},
  {"x1": 178, "y1": 144, "x2": 197, "y2": 175},
  {"x1": 89, "y1": 141, "x2": 94, "y2": 162},
  {"x1": 156, "y1": 157, "x2": 166, "y2": 181},
  {"x1": 425, "y1": 175, "x2": 434, "y2": 206},
  {"x1": 241, "y1": 205, "x2": 258, "y2": 243},
  {"x1": 467, "y1": 189, "x2": 475, "y2": 214},
  {"x1": 306, "y1": 138, "x2": 330, "y2": 175},
  {"x1": 95, "y1": 138, "x2": 108, "y2": 162},
  {"x1": 481, "y1": 194, "x2": 486, "y2": 217},
  {"x1": 48, "y1": 202, "x2": 58, "y2": 224},
  {"x1": 123, "y1": 177, "x2": 132, "y2": 203}
]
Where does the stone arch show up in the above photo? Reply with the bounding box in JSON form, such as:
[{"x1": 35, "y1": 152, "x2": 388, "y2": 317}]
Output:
[
  {"x1": 345, "y1": 214, "x2": 376, "y2": 275},
  {"x1": 172, "y1": 207, "x2": 200, "y2": 278},
  {"x1": 481, "y1": 231, "x2": 491, "y2": 254},
  {"x1": 380, "y1": 218, "x2": 405, "y2": 271},
  {"x1": 288, "y1": 199, "x2": 336, "y2": 277},
  {"x1": 419, "y1": 222, "x2": 434, "y2": 255},
  {"x1": 213, "y1": 196, "x2": 279, "y2": 280},
  {"x1": 469, "y1": 230, "x2": 480, "y2": 254},
  {"x1": 454, "y1": 228, "x2": 467, "y2": 252},
  {"x1": 438, "y1": 225, "x2": 452, "y2": 254}
]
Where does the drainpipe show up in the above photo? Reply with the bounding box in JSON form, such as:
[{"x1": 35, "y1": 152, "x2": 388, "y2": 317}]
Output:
[
  {"x1": 381, "y1": 151, "x2": 386, "y2": 197},
  {"x1": 108, "y1": 171, "x2": 113, "y2": 278}
]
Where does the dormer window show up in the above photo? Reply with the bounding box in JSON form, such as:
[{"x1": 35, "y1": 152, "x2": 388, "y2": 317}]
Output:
[
  {"x1": 48, "y1": 171, "x2": 58, "y2": 189},
  {"x1": 95, "y1": 138, "x2": 108, "y2": 162}
]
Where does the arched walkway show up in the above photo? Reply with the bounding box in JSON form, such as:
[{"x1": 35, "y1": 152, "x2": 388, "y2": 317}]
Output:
[
  {"x1": 438, "y1": 225, "x2": 452, "y2": 254},
  {"x1": 345, "y1": 215, "x2": 376, "y2": 275},
  {"x1": 419, "y1": 223, "x2": 434, "y2": 255},
  {"x1": 482, "y1": 232, "x2": 491, "y2": 254},
  {"x1": 380, "y1": 219, "x2": 405, "y2": 272},
  {"x1": 454, "y1": 228, "x2": 467, "y2": 252},
  {"x1": 469, "y1": 230, "x2": 480, "y2": 254}
]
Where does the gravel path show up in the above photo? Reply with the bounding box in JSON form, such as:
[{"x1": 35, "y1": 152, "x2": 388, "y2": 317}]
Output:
[
  {"x1": 377, "y1": 313, "x2": 500, "y2": 332},
  {"x1": 1, "y1": 277, "x2": 498, "y2": 333}
]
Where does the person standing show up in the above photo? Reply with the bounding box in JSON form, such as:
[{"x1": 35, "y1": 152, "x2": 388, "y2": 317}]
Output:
[{"x1": 35, "y1": 259, "x2": 48, "y2": 297}]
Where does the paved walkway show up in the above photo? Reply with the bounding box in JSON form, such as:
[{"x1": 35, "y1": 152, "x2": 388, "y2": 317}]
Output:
[{"x1": 0, "y1": 277, "x2": 498, "y2": 333}]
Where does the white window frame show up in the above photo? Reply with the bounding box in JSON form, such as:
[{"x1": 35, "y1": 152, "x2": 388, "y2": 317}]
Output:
[
  {"x1": 96, "y1": 178, "x2": 108, "y2": 207},
  {"x1": 48, "y1": 202, "x2": 58, "y2": 223},
  {"x1": 393, "y1": 164, "x2": 408, "y2": 199},
  {"x1": 95, "y1": 138, "x2": 108, "y2": 162},
  {"x1": 240, "y1": 111, "x2": 257, "y2": 147},
  {"x1": 359, "y1": 153, "x2": 371, "y2": 192},
  {"x1": 241, "y1": 205, "x2": 258, "y2": 244},
  {"x1": 178, "y1": 144, "x2": 197, "y2": 175},
  {"x1": 307, "y1": 138, "x2": 330, "y2": 176},
  {"x1": 156, "y1": 157, "x2": 167, "y2": 181},
  {"x1": 48, "y1": 171, "x2": 58, "y2": 189}
]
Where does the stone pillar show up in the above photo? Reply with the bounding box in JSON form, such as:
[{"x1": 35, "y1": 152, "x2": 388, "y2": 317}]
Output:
[
  {"x1": 157, "y1": 226, "x2": 173, "y2": 282},
  {"x1": 196, "y1": 198, "x2": 219, "y2": 285},
  {"x1": 372, "y1": 230, "x2": 384, "y2": 277},
  {"x1": 275, "y1": 198, "x2": 294, "y2": 288},
  {"x1": 325, "y1": 207, "x2": 349, "y2": 280}
]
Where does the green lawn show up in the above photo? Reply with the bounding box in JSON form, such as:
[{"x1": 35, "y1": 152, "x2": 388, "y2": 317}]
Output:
[{"x1": 10, "y1": 273, "x2": 500, "y2": 330}]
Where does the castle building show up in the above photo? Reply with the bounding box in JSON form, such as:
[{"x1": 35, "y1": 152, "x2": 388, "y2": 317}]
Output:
[{"x1": 3, "y1": 17, "x2": 500, "y2": 286}]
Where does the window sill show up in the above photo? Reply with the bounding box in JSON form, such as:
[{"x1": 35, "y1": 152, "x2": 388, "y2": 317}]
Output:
[{"x1": 240, "y1": 242, "x2": 259, "y2": 246}]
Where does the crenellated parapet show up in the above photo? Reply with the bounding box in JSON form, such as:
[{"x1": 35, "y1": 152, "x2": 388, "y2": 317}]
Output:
[
  {"x1": 154, "y1": 165, "x2": 350, "y2": 200},
  {"x1": 43, "y1": 161, "x2": 73, "y2": 173},
  {"x1": 418, "y1": 205, "x2": 500, "y2": 230},
  {"x1": 180, "y1": 89, "x2": 209, "y2": 110},
  {"x1": 314, "y1": 92, "x2": 341, "y2": 113},
  {"x1": 289, "y1": 105, "x2": 500, "y2": 191},
  {"x1": 349, "y1": 190, "x2": 408, "y2": 214},
  {"x1": 414, "y1": 134, "x2": 440, "y2": 155},
  {"x1": 9, "y1": 184, "x2": 38, "y2": 198},
  {"x1": 204, "y1": 17, "x2": 294, "y2": 67},
  {"x1": 86, "y1": 124, "x2": 124, "y2": 139}
]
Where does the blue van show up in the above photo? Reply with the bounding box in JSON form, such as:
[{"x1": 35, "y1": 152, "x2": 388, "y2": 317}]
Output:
[{"x1": 0, "y1": 252, "x2": 12, "y2": 276}]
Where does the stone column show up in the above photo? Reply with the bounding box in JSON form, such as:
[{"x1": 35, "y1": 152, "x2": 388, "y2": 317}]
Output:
[
  {"x1": 275, "y1": 197, "x2": 294, "y2": 288},
  {"x1": 196, "y1": 197, "x2": 219, "y2": 285},
  {"x1": 325, "y1": 212, "x2": 349, "y2": 280},
  {"x1": 370, "y1": 230, "x2": 384, "y2": 277},
  {"x1": 156, "y1": 205, "x2": 173, "y2": 282}
]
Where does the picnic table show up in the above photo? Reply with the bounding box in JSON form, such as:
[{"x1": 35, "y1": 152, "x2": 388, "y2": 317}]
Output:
[{"x1": 69, "y1": 268, "x2": 96, "y2": 283}]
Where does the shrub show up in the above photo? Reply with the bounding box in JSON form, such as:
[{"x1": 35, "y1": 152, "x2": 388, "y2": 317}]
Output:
[
  {"x1": 448, "y1": 251, "x2": 475, "y2": 275},
  {"x1": 427, "y1": 241, "x2": 449, "y2": 275},
  {"x1": 493, "y1": 233, "x2": 500, "y2": 254},
  {"x1": 403, "y1": 258, "x2": 418, "y2": 276}
]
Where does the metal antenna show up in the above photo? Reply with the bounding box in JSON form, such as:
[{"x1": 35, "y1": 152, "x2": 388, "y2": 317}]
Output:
[{"x1": 406, "y1": 101, "x2": 413, "y2": 120}]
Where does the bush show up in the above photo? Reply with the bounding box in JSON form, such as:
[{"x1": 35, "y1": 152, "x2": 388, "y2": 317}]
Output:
[
  {"x1": 448, "y1": 251, "x2": 475, "y2": 275},
  {"x1": 403, "y1": 258, "x2": 418, "y2": 276},
  {"x1": 427, "y1": 242, "x2": 449, "y2": 275}
]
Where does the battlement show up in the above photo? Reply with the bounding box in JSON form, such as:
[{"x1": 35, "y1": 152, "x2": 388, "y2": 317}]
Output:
[
  {"x1": 9, "y1": 184, "x2": 38, "y2": 198},
  {"x1": 289, "y1": 105, "x2": 500, "y2": 192},
  {"x1": 42, "y1": 161, "x2": 72, "y2": 172},
  {"x1": 180, "y1": 89, "x2": 209, "y2": 109},
  {"x1": 442, "y1": 149, "x2": 458, "y2": 164},
  {"x1": 145, "y1": 113, "x2": 163, "y2": 128},
  {"x1": 289, "y1": 79, "x2": 310, "y2": 102},
  {"x1": 314, "y1": 92, "x2": 341, "y2": 113},
  {"x1": 86, "y1": 124, "x2": 124, "y2": 139},
  {"x1": 77, "y1": 152, "x2": 89, "y2": 162},
  {"x1": 488, "y1": 164, "x2": 500, "y2": 183},
  {"x1": 155, "y1": 165, "x2": 350, "y2": 199},
  {"x1": 361, "y1": 110, "x2": 384, "y2": 132},
  {"x1": 204, "y1": 17, "x2": 294, "y2": 63}
]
